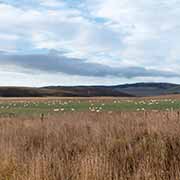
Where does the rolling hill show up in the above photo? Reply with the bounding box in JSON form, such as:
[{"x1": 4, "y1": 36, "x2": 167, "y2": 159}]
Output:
[{"x1": 0, "y1": 83, "x2": 180, "y2": 97}]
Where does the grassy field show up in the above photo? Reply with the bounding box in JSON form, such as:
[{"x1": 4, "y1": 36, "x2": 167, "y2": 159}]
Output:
[
  {"x1": 1, "y1": 111, "x2": 180, "y2": 179},
  {"x1": 1, "y1": 96, "x2": 180, "y2": 179},
  {"x1": 1, "y1": 97, "x2": 180, "y2": 117}
]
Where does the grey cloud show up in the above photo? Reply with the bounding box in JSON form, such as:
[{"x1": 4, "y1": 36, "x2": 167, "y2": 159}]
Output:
[{"x1": 0, "y1": 51, "x2": 179, "y2": 78}]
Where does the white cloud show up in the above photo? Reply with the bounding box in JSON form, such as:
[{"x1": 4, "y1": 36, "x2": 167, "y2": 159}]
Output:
[
  {"x1": 39, "y1": 0, "x2": 65, "y2": 7},
  {"x1": 0, "y1": 0, "x2": 180, "y2": 85},
  {"x1": 87, "y1": 0, "x2": 180, "y2": 70},
  {"x1": 0, "y1": 2, "x2": 123, "y2": 59}
]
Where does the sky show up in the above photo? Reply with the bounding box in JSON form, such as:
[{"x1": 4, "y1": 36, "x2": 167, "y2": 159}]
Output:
[{"x1": 0, "y1": 0, "x2": 180, "y2": 86}]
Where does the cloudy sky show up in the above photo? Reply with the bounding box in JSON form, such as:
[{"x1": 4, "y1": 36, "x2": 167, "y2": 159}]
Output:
[{"x1": 0, "y1": 0, "x2": 180, "y2": 86}]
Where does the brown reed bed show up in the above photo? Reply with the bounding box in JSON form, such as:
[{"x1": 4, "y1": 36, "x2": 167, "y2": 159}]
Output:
[{"x1": 0, "y1": 111, "x2": 180, "y2": 179}]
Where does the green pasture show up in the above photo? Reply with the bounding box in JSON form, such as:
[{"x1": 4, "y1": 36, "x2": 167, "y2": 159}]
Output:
[{"x1": 0, "y1": 99, "x2": 180, "y2": 117}]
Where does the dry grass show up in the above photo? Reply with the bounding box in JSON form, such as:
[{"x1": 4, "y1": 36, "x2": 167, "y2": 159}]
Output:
[
  {"x1": 2, "y1": 94, "x2": 180, "y2": 102},
  {"x1": 1, "y1": 111, "x2": 180, "y2": 179}
]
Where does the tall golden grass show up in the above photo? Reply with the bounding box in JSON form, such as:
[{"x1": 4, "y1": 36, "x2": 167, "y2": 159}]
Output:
[{"x1": 1, "y1": 111, "x2": 180, "y2": 179}]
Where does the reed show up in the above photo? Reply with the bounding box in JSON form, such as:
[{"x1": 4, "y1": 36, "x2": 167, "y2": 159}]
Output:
[{"x1": 0, "y1": 111, "x2": 180, "y2": 179}]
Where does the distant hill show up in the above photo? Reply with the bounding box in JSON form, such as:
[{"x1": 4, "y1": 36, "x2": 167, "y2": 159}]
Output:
[
  {"x1": 113, "y1": 83, "x2": 180, "y2": 96},
  {"x1": 0, "y1": 83, "x2": 180, "y2": 97},
  {"x1": 0, "y1": 86, "x2": 132, "y2": 97}
]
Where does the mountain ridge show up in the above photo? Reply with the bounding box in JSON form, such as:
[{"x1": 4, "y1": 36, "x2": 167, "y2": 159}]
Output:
[{"x1": 0, "y1": 82, "x2": 180, "y2": 97}]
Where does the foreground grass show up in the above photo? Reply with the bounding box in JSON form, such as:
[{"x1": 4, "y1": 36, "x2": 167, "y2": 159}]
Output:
[{"x1": 1, "y1": 111, "x2": 180, "y2": 179}]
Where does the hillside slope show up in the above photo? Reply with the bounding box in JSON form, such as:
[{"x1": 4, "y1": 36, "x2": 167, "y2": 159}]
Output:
[
  {"x1": 113, "y1": 83, "x2": 180, "y2": 96},
  {"x1": 0, "y1": 83, "x2": 180, "y2": 97},
  {"x1": 0, "y1": 86, "x2": 132, "y2": 97}
]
